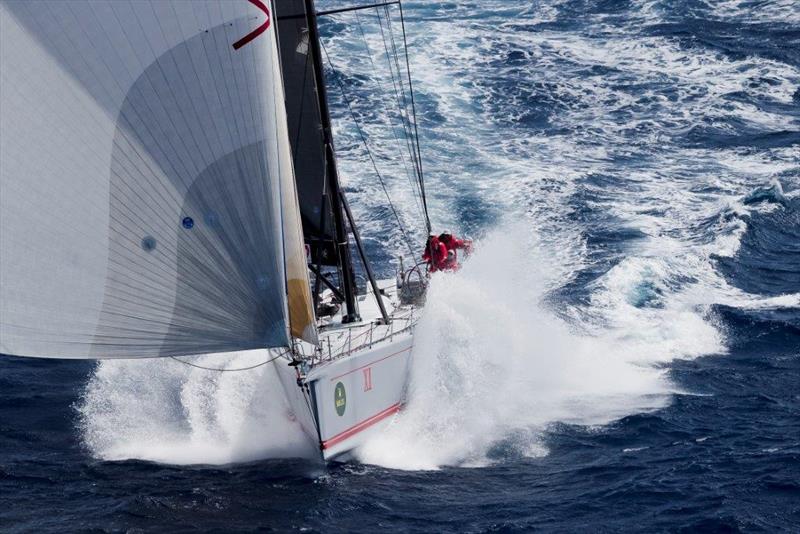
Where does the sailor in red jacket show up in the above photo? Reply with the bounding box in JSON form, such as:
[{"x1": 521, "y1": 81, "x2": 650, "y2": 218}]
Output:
[
  {"x1": 422, "y1": 234, "x2": 449, "y2": 273},
  {"x1": 438, "y1": 230, "x2": 472, "y2": 254},
  {"x1": 438, "y1": 230, "x2": 472, "y2": 270}
]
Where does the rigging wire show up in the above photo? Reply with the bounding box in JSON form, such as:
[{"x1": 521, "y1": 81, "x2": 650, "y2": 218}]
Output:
[
  {"x1": 372, "y1": 3, "x2": 430, "y2": 233},
  {"x1": 169, "y1": 351, "x2": 288, "y2": 372},
  {"x1": 397, "y1": 1, "x2": 431, "y2": 232},
  {"x1": 353, "y1": 10, "x2": 425, "y2": 220},
  {"x1": 373, "y1": 9, "x2": 422, "y2": 191},
  {"x1": 376, "y1": 5, "x2": 420, "y2": 183},
  {"x1": 320, "y1": 40, "x2": 418, "y2": 261}
]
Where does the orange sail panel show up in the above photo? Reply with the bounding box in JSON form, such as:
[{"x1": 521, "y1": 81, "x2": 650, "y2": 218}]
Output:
[{"x1": 272, "y1": 21, "x2": 319, "y2": 346}]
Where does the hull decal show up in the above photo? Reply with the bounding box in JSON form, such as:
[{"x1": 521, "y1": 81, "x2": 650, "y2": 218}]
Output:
[
  {"x1": 328, "y1": 345, "x2": 413, "y2": 382},
  {"x1": 321, "y1": 402, "x2": 402, "y2": 450}
]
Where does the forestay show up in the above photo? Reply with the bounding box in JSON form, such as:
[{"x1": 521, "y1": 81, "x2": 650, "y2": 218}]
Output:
[{"x1": 0, "y1": 0, "x2": 316, "y2": 358}]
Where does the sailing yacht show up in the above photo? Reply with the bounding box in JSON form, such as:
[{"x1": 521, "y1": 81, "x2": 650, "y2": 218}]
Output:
[{"x1": 0, "y1": 0, "x2": 430, "y2": 461}]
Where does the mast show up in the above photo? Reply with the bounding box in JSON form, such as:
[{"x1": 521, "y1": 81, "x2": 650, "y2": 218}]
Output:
[{"x1": 304, "y1": 0, "x2": 360, "y2": 322}]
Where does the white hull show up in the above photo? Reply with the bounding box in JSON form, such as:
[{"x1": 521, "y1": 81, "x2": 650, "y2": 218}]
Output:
[
  {"x1": 276, "y1": 332, "x2": 413, "y2": 460},
  {"x1": 275, "y1": 279, "x2": 418, "y2": 460}
]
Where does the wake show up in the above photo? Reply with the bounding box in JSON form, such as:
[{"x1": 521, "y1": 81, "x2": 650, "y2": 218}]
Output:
[
  {"x1": 357, "y1": 225, "x2": 723, "y2": 469},
  {"x1": 77, "y1": 222, "x2": 727, "y2": 468}
]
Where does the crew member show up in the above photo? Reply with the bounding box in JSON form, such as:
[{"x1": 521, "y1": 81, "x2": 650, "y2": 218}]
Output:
[
  {"x1": 437, "y1": 230, "x2": 472, "y2": 270},
  {"x1": 422, "y1": 233, "x2": 448, "y2": 273},
  {"x1": 438, "y1": 230, "x2": 472, "y2": 254}
]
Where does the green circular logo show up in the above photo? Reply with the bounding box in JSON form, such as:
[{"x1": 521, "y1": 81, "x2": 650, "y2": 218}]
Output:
[{"x1": 334, "y1": 382, "x2": 346, "y2": 416}]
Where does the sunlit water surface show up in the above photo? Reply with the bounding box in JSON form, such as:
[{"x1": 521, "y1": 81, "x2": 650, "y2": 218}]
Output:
[{"x1": 2, "y1": 0, "x2": 799, "y2": 531}]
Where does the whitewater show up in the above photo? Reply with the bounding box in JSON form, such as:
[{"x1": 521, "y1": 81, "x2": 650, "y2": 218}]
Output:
[
  {"x1": 4, "y1": 1, "x2": 799, "y2": 531},
  {"x1": 77, "y1": 0, "x2": 799, "y2": 471}
]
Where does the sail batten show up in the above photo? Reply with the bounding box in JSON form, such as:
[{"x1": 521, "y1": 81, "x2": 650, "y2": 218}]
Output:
[{"x1": 1, "y1": 0, "x2": 316, "y2": 359}]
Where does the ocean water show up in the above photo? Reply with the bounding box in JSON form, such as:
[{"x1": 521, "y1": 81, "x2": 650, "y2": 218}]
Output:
[{"x1": 2, "y1": 0, "x2": 799, "y2": 531}]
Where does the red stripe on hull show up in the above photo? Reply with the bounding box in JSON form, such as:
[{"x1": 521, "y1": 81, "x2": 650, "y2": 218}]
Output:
[
  {"x1": 328, "y1": 345, "x2": 412, "y2": 382},
  {"x1": 321, "y1": 402, "x2": 402, "y2": 450}
]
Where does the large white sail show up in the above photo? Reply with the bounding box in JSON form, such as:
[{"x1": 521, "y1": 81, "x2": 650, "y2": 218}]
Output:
[{"x1": 0, "y1": 0, "x2": 315, "y2": 358}]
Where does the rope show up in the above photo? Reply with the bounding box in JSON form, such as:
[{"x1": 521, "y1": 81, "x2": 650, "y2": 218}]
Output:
[
  {"x1": 320, "y1": 40, "x2": 419, "y2": 261},
  {"x1": 397, "y1": 1, "x2": 431, "y2": 233},
  {"x1": 354, "y1": 10, "x2": 425, "y2": 220},
  {"x1": 169, "y1": 350, "x2": 289, "y2": 372},
  {"x1": 374, "y1": 9, "x2": 423, "y2": 194},
  {"x1": 377, "y1": 5, "x2": 420, "y2": 184}
]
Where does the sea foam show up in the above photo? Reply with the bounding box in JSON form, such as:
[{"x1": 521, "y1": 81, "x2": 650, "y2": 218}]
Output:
[
  {"x1": 356, "y1": 225, "x2": 723, "y2": 470},
  {"x1": 78, "y1": 352, "x2": 317, "y2": 465}
]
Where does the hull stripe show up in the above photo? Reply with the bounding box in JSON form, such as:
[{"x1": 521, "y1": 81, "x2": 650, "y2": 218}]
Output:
[
  {"x1": 321, "y1": 402, "x2": 402, "y2": 450},
  {"x1": 328, "y1": 345, "x2": 413, "y2": 382}
]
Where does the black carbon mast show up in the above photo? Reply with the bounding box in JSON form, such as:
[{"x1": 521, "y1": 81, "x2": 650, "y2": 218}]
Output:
[
  {"x1": 306, "y1": 0, "x2": 398, "y2": 325},
  {"x1": 301, "y1": 0, "x2": 360, "y2": 323},
  {"x1": 276, "y1": 0, "x2": 398, "y2": 325}
]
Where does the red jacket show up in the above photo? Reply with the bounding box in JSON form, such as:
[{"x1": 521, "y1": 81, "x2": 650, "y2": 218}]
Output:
[
  {"x1": 423, "y1": 238, "x2": 449, "y2": 272},
  {"x1": 439, "y1": 234, "x2": 472, "y2": 253}
]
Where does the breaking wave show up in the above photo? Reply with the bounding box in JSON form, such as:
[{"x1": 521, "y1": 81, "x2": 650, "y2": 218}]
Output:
[
  {"x1": 77, "y1": 0, "x2": 799, "y2": 470},
  {"x1": 357, "y1": 223, "x2": 724, "y2": 469},
  {"x1": 77, "y1": 353, "x2": 317, "y2": 465}
]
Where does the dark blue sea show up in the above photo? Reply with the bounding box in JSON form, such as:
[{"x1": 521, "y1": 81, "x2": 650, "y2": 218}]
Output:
[{"x1": 2, "y1": 0, "x2": 799, "y2": 531}]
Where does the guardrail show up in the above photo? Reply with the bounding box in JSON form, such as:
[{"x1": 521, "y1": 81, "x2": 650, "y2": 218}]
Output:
[{"x1": 298, "y1": 307, "x2": 417, "y2": 366}]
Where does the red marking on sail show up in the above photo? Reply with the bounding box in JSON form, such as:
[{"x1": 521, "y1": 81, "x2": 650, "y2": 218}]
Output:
[{"x1": 232, "y1": 0, "x2": 271, "y2": 50}]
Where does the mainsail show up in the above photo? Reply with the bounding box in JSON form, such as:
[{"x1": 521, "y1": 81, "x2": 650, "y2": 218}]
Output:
[
  {"x1": 274, "y1": 0, "x2": 338, "y2": 266},
  {"x1": 0, "y1": 0, "x2": 317, "y2": 358}
]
